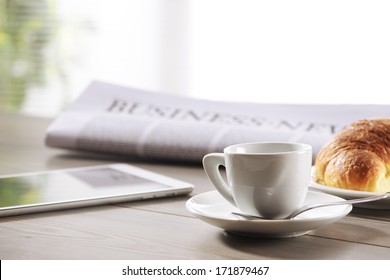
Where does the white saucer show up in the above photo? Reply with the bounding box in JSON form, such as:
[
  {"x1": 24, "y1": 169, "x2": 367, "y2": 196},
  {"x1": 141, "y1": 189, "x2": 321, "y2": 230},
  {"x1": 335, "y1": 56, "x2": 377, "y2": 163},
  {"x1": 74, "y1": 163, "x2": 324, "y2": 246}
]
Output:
[
  {"x1": 310, "y1": 180, "x2": 390, "y2": 210},
  {"x1": 186, "y1": 190, "x2": 352, "y2": 238}
]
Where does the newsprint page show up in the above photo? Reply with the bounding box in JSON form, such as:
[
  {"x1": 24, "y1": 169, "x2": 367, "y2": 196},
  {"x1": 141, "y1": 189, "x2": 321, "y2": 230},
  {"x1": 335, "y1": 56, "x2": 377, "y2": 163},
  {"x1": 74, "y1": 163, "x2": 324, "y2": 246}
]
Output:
[{"x1": 46, "y1": 81, "x2": 390, "y2": 162}]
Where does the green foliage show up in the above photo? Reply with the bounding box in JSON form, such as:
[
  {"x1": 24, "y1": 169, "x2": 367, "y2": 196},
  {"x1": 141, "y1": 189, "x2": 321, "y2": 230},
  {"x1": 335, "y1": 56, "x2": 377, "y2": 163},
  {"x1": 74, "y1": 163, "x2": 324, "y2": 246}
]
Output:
[{"x1": 0, "y1": 0, "x2": 54, "y2": 110}]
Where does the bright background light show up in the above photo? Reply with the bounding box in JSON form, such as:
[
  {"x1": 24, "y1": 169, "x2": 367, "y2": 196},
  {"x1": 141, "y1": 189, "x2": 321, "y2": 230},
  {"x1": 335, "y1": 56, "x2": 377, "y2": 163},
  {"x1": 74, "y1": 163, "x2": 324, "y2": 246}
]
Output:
[
  {"x1": 189, "y1": 0, "x2": 390, "y2": 104},
  {"x1": 2, "y1": 0, "x2": 390, "y2": 117}
]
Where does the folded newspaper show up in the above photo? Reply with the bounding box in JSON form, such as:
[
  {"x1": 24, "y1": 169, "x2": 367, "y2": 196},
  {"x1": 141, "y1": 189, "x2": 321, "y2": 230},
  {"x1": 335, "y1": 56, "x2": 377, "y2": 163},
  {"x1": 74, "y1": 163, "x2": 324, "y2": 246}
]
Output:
[{"x1": 46, "y1": 81, "x2": 390, "y2": 162}]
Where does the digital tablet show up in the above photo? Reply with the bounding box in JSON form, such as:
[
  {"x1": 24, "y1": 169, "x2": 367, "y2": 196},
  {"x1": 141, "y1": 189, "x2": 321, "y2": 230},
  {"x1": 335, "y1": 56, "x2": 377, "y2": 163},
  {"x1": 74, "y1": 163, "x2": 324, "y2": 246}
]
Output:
[{"x1": 0, "y1": 163, "x2": 194, "y2": 217}]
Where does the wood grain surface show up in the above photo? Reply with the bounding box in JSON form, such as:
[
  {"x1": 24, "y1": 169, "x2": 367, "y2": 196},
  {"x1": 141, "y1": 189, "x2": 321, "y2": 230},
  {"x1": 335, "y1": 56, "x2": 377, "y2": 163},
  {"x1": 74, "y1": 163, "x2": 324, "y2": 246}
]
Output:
[{"x1": 1, "y1": 112, "x2": 390, "y2": 259}]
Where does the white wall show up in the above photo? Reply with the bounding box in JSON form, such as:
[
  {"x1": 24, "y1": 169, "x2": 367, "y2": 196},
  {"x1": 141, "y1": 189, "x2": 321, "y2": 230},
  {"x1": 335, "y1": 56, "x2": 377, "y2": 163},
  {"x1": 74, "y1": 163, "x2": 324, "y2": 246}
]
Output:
[{"x1": 190, "y1": 0, "x2": 390, "y2": 104}]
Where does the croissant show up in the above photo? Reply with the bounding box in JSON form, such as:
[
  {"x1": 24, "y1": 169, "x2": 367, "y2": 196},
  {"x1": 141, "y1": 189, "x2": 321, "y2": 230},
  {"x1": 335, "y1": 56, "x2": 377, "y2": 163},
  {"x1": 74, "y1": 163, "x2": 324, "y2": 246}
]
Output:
[{"x1": 314, "y1": 118, "x2": 390, "y2": 192}]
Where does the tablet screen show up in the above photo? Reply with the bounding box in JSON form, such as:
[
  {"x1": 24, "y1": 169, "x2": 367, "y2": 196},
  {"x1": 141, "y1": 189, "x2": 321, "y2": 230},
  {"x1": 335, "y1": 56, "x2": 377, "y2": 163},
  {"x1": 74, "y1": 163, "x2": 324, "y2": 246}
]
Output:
[{"x1": 0, "y1": 166, "x2": 175, "y2": 208}]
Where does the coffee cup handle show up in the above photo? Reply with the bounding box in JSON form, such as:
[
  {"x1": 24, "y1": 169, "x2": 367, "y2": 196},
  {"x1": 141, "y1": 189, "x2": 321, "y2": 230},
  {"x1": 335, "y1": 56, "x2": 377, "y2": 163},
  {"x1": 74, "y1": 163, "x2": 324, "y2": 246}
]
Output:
[{"x1": 202, "y1": 153, "x2": 236, "y2": 206}]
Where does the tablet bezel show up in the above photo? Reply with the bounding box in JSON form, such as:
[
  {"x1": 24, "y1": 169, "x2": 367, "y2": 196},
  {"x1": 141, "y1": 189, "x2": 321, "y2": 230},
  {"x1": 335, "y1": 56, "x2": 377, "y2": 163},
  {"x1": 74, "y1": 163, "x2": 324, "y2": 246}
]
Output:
[{"x1": 0, "y1": 163, "x2": 194, "y2": 217}]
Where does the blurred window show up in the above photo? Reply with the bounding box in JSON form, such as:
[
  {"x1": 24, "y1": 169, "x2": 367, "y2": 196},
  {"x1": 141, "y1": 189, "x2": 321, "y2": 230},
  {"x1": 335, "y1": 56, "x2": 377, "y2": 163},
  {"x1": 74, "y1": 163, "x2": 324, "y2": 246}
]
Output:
[{"x1": 1, "y1": 0, "x2": 390, "y2": 117}]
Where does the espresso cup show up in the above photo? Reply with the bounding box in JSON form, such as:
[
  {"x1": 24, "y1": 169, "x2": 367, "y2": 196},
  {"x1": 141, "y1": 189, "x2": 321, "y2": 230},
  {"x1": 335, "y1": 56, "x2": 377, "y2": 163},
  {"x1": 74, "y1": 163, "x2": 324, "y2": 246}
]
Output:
[{"x1": 202, "y1": 142, "x2": 312, "y2": 219}]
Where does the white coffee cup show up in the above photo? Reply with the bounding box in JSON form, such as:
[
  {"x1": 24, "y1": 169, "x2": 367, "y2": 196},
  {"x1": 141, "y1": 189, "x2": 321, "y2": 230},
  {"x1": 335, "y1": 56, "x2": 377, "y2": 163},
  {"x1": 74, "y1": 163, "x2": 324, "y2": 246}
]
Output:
[{"x1": 202, "y1": 142, "x2": 312, "y2": 219}]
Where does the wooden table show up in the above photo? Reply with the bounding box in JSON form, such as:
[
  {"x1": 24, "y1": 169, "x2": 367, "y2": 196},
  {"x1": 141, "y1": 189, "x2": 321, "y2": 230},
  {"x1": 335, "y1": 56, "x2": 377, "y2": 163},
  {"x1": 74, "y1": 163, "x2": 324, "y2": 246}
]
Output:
[{"x1": 1, "y1": 112, "x2": 390, "y2": 260}]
